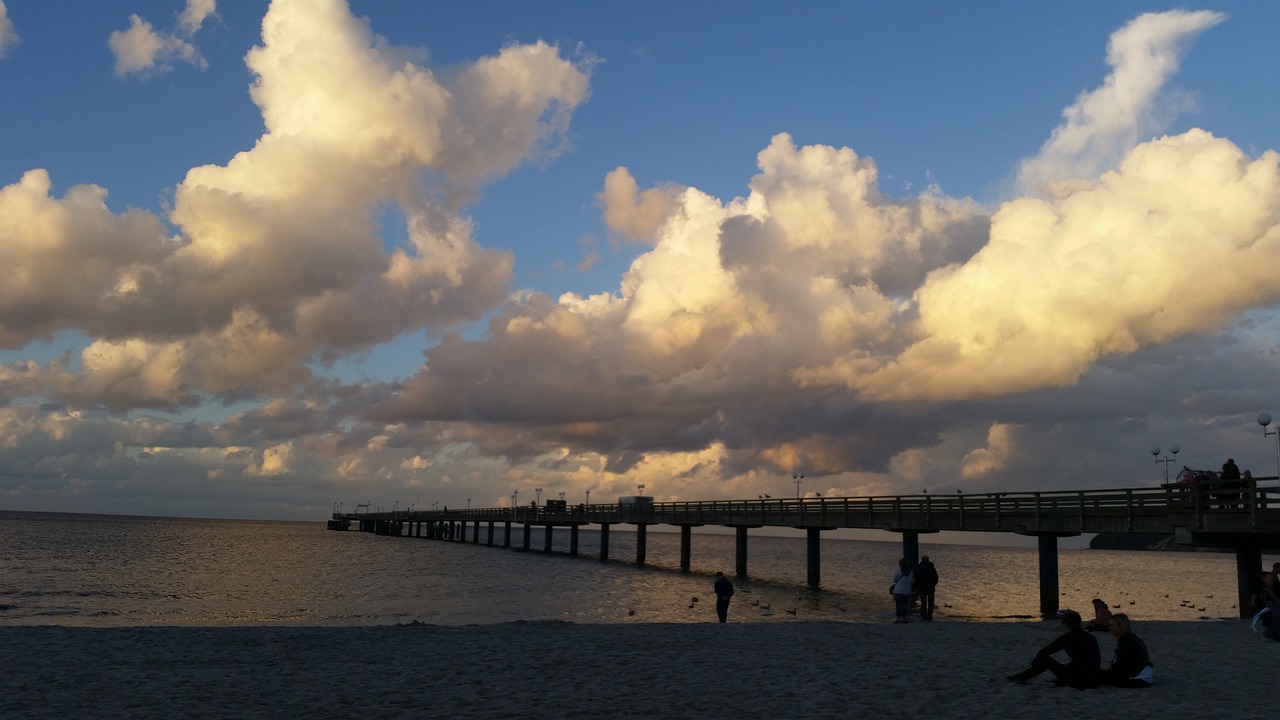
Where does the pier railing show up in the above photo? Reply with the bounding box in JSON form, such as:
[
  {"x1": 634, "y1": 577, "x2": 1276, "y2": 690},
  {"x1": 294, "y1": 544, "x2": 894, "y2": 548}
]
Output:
[{"x1": 353, "y1": 479, "x2": 1280, "y2": 538}]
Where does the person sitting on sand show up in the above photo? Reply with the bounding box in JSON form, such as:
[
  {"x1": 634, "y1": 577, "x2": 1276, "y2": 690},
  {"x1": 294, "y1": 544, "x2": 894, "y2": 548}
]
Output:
[
  {"x1": 1006, "y1": 610, "x2": 1100, "y2": 689},
  {"x1": 1085, "y1": 598, "x2": 1112, "y2": 632},
  {"x1": 1100, "y1": 613, "x2": 1153, "y2": 687}
]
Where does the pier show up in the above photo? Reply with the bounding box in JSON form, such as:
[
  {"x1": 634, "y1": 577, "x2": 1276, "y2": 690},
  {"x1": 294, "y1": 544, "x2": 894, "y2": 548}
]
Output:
[{"x1": 332, "y1": 481, "x2": 1280, "y2": 619}]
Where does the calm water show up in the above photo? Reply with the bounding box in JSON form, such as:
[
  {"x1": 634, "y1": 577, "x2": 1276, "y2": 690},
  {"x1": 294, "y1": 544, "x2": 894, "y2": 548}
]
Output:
[{"x1": 0, "y1": 511, "x2": 1272, "y2": 627}]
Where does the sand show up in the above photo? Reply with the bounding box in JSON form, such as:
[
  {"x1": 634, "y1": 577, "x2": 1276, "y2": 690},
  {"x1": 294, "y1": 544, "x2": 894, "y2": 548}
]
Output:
[{"x1": 0, "y1": 619, "x2": 1275, "y2": 719}]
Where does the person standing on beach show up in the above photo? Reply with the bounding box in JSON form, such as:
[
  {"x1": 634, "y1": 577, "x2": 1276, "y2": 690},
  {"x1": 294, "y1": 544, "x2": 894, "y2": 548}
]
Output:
[
  {"x1": 713, "y1": 572, "x2": 734, "y2": 623},
  {"x1": 890, "y1": 558, "x2": 915, "y2": 624},
  {"x1": 1006, "y1": 610, "x2": 1101, "y2": 688},
  {"x1": 1263, "y1": 562, "x2": 1280, "y2": 642},
  {"x1": 915, "y1": 555, "x2": 939, "y2": 621}
]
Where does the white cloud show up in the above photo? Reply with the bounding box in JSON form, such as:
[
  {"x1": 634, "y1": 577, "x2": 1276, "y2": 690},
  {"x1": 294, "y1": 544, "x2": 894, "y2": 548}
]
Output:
[
  {"x1": 4, "y1": 0, "x2": 591, "y2": 410},
  {"x1": 0, "y1": 1, "x2": 19, "y2": 57},
  {"x1": 108, "y1": 13, "x2": 204, "y2": 76},
  {"x1": 1016, "y1": 9, "x2": 1225, "y2": 195},
  {"x1": 857, "y1": 129, "x2": 1280, "y2": 402},
  {"x1": 597, "y1": 166, "x2": 681, "y2": 242},
  {"x1": 6, "y1": 5, "x2": 1276, "y2": 519},
  {"x1": 179, "y1": 0, "x2": 217, "y2": 35}
]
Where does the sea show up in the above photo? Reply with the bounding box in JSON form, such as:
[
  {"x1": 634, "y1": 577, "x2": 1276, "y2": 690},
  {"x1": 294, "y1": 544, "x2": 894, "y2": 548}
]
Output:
[{"x1": 1, "y1": 510, "x2": 1274, "y2": 628}]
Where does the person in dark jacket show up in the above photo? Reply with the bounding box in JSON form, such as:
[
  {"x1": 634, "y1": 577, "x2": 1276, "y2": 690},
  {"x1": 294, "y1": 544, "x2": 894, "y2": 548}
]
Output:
[
  {"x1": 1006, "y1": 610, "x2": 1101, "y2": 689},
  {"x1": 713, "y1": 572, "x2": 734, "y2": 623},
  {"x1": 1100, "y1": 613, "x2": 1153, "y2": 687},
  {"x1": 915, "y1": 555, "x2": 939, "y2": 621}
]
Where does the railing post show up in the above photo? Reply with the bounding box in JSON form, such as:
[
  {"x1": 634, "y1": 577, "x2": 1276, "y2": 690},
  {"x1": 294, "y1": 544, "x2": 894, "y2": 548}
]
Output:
[{"x1": 1126, "y1": 489, "x2": 1134, "y2": 531}]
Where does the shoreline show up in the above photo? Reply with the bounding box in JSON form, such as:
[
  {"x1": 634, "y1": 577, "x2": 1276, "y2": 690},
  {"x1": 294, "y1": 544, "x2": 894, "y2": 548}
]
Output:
[{"x1": 2, "y1": 619, "x2": 1275, "y2": 719}]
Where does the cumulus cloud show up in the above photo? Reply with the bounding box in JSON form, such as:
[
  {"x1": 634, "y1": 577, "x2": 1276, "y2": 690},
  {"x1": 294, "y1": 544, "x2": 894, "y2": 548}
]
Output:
[
  {"x1": 597, "y1": 167, "x2": 682, "y2": 242},
  {"x1": 1016, "y1": 9, "x2": 1225, "y2": 195},
  {"x1": 858, "y1": 129, "x2": 1280, "y2": 402},
  {"x1": 378, "y1": 10, "x2": 1272, "y2": 489},
  {"x1": 0, "y1": 1, "x2": 18, "y2": 57},
  {"x1": 5, "y1": 6, "x2": 1276, "y2": 519},
  {"x1": 4, "y1": 0, "x2": 590, "y2": 411}
]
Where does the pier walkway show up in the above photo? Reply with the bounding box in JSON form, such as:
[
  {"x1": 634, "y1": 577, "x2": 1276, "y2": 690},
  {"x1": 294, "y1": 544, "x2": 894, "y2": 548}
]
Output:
[{"x1": 333, "y1": 481, "x2": 1280, "y2": 619}]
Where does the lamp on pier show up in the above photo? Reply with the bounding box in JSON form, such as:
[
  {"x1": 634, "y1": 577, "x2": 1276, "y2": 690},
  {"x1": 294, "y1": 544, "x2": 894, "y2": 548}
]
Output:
[
  {"x1": 637, "y1": 483, "x2": 645, "y2": 496},
  {"x1": 1151, "y1": 444, "x2": 1179, "y2": 483},
  {"x1": 467, "y1": 497, "x2": 471, "y2": 510},
  {"x1": 535, "y1": 487, "x2": 542, "y2": 505},
  {"x1": 558, "y1": 491, "x2": 565, "y2": 503},
  {"x1": 1258, "y1": 413, "x2": 1280, "y2": 480},
  {"x1": 793, "y1": 472, "x2": 805, "y2": 499},
  {"x1": 585, "y1": 489, "x2": 591, "y2": 506}
]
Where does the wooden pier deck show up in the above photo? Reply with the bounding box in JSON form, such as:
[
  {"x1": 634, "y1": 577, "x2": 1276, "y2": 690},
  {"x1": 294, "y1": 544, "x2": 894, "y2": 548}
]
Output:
[{"x1": 332, "y1": 481, "x2": 1280, "y2": 618}]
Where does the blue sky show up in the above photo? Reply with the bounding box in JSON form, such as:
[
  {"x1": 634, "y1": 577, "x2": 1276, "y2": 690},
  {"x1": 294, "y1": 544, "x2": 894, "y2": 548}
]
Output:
[{"x1": 1, "y1": 1, "x2": 1280, "y2": 521}]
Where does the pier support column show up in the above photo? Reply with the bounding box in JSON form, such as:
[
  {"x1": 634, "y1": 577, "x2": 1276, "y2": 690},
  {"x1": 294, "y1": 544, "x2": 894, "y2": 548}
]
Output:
[
  {"x1": 544, "y1": 525, "x2": 554, "y2": 553},
  {"x1": 901, "y1": 531, "x2": 920, "y2": 568},
  {"x1": 735, "y1": 526, "x2": 749, "y2": 578},
  {"x1": 570, "y1": 526, "x2": 579, "y2": 557},
  {"x1": 680, "y1": 525, "x2": 692, "y2": 572},
  {"x1": 487, "y1": 522, "x2": 494, "y2": 546},
  {"x1": 503, "y1": 521, "x2": 511, "y2": 548},
  {"x1": 1024, "y1": 532, "x2": 1076, "y2": 619},
  {"x1": 473, "y1": 522, "x2": 481, "y2": 544},
  {"x1": 636, "y1": 525, "x2": 648, "y2": 565},
  {"x1": 1236, "y1": 543, "x2": 1263, "y2": 619},
  {"x1": 599, "y1": 523, "x2": 610, "y2": 560},
  {"x1": 522, "y1": 523, "x2": 531, "y2": 551},
  {"x1": 806, "y1": 528, "x2": 822, "y2": 589}
]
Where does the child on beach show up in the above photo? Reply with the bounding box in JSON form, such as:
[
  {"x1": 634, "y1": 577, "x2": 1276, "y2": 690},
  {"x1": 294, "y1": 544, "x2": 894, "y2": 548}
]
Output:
[{"x1": 1085, "y1": 598, "x2": 1112, "y2": 632}]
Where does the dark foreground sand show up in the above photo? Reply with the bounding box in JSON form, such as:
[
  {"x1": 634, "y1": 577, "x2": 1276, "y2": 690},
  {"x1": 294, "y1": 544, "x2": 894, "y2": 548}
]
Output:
[{"x1": 1, "y1": 619, "x2": 1275, "y2": 719}]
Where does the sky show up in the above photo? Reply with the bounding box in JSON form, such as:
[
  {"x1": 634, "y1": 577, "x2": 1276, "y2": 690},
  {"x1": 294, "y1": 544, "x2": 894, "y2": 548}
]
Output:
[{"x1": 2, "y1": 0, "x2": 1280, "y2": 522}]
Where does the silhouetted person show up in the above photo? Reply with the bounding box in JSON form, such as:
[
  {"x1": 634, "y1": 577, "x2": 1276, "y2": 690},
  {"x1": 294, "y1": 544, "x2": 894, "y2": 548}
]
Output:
[
  {"x1": 1006, "y1": 610, "x2": 1101, "y2": 688},
  {"x1": 890, "y1": 558, "x2": 914, "y2": 623},
  {"x1": 1100, "y1": 613, "x2": 1153, "y2": 687},
  {"x1": 1085, "y1": 598, "x2": 1112, "y2": 632},
  {"x1": 915, "y1": 555, "x2": 939, "y2": 621},
  {"x1": 1264, "y1": 562, "x2": 1280, "y2": 642},
  {"x1": 713, "y1": 572, "x2": 734, "y2": 623},
  {"x1": 1219, "y1": 457, "x2": 1242, "y2": 508}
]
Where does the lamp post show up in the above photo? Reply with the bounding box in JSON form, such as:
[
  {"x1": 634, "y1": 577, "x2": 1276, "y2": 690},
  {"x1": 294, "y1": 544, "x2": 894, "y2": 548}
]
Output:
[
  {"x1": 585, "y1": 489, "x2": 591, "y2": 506},
  {"x1": 1258, "y1": 413, "x2": 1280, "y2": 480},
  {"x1": 511, "y1": 491, "x2": 518, "y2": 516},
  {"x1": 466, "y1": 498, "x2": 471, "y2": 511},
  {"x1": 637, "y1": 483, "x2": 645, "y2": 496},
  {"x1": 793, "y1": 472, "x2": 805, "y2": 499},
  {"x1": 535, "y1": 487, "x2": 542, "y2": 505},
  {"x1": 1151, "y1": 445, "x2": 1180, "y2": 483},
  {"x1": 558, "y1": 491, "x2": 565, "y2": 503}
]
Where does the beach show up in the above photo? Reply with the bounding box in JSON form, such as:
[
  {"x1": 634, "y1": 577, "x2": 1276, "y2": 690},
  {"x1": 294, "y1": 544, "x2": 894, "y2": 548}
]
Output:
[{"x1": 1, "y1": 619, "x2": 1274, "y2": 719}]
